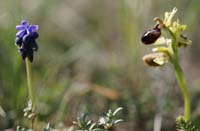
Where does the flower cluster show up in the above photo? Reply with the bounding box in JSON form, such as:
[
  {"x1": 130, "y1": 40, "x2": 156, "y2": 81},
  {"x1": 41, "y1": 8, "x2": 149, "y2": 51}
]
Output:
[
  {"x1": 141, "y1": 8, "x2": 192, "y2": 67},
  {"x1": 15, "y1": 20, "x2": 39, "y2": 62}
]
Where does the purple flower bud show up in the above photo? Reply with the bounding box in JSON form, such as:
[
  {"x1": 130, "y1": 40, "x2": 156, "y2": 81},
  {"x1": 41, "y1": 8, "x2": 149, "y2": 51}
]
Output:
[
  {"x1": 23, "y1": 34, "x2": 32, "y2": 44},
  {"x1": 27, "y1": 49, "x2": 34, "y2": 62},
  {"x1": 19, "y1": 48, "x2": 27, "y2": 60},
  {"x1": 15, "y1": 37, "x2": 23, "y2": 46},
  {"x1": 30, "y1": 40, "x2": 38, "y2": 51},
  {"x1": 31, "y1": 32, "x2": 39, "y2": 39}
]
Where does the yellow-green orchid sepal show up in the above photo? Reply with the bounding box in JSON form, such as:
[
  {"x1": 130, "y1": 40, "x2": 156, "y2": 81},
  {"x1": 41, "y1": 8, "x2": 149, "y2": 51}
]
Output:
[
  {"x1": 152, "y1": 46, "x2": 169, "y2": 53},
  {"x1": 170, "y1": 20, "x2": 187, "y2": 35},
  {"x1": 163, "y1": 7, "x2": 178, "y2": 27}
]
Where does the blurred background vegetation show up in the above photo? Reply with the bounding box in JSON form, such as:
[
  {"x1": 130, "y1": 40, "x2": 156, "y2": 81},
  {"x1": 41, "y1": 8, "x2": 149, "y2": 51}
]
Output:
[{"x1": 0, "y1": 0, "x2": 200, "y2": 130}]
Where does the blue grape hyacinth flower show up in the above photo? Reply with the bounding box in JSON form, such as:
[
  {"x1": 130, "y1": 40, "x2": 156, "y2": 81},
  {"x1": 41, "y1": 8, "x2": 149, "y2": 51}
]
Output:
[{"x1": 15, "y1": 20, "x2": 39, "y2": 62}]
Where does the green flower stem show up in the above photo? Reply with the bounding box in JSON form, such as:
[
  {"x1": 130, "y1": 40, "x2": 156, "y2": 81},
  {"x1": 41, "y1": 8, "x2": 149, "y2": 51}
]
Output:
[
  {"x1": 173, "y1": 60, "x2": 191, "y2": 121},
  {"x1": 167, "y1": 26, "x2": 191, "y2": 121},
  {"x1": 25, "y1": 57, "x2": 35, "y2": 110}
]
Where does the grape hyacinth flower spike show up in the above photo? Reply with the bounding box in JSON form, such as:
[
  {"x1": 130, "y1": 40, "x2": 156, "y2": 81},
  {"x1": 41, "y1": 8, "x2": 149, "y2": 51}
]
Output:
[
  {"x1": 15, "y1": 20, "x2": 39, "y2": 62},
  {"x1": 14, "y1": 20, "x2": 39, "y2": 115}
]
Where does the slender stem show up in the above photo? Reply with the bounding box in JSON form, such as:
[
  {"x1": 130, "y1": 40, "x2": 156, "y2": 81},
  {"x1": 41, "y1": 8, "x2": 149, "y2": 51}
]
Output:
[
  {"x1": 173, "y1": 60, "x2": 191, "y2": 121},
  {"x1": 167, "y1": 26, "x2": 191, "y2": 121},
  {"x1": 25, "y1": 57, "x2": 35, "y2": 110}
]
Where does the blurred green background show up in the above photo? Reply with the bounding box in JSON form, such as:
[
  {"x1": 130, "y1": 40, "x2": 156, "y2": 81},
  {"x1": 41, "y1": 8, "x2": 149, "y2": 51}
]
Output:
[{"x1": 0, "y1": 0, "x2": 200, "y2": 130}]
